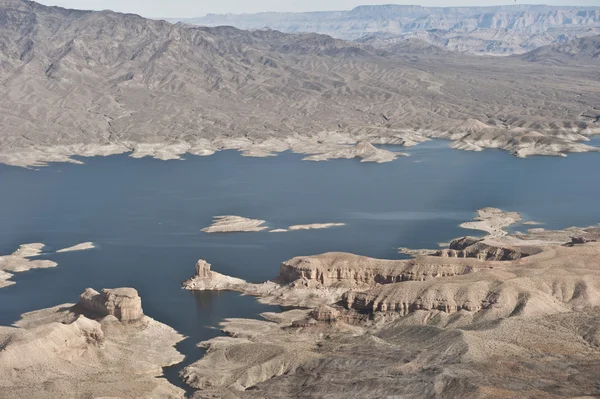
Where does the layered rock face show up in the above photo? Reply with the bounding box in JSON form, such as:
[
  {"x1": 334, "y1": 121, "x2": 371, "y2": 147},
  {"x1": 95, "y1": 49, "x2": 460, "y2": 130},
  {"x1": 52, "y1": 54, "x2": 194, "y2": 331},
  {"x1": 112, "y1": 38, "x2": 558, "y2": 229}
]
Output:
[
  {"x1": 344, "y1": 242, "x2": 600, "y2": 320},
  {"x1": 436, "y1": 236, "x2": 540, "y2": 261},
  {"x1": 310, "y1": 305, "x2": 340, "y2": 323},
  {"x1": 279, "y1": 252, "x2": 477, "y2": 286},
  {"x1": 78, "y1": 287, "x2": 143, "y2": 321}
]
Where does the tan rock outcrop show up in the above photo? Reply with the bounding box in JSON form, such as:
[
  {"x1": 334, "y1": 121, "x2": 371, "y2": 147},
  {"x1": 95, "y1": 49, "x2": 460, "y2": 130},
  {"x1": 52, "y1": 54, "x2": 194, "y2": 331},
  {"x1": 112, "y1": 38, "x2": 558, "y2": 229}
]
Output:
[
  {"x1": 195, "y1": 259, "x2": 211, "y2": 278},
  {"x1": 0, "y1": 288, "x2": 185, "y2": 399},
  {"x1": 344, "y1": 242, "x2": 600, "y2": 322},
  {"x1": 182, "y1": 259, "x2": 247, "y2": 291},
  {"x1": 78, "y1": 287, "x2": 143, "y2": 322},
  {"x1": 436, "y1": 236, "x2": 541, "y2": 261}
]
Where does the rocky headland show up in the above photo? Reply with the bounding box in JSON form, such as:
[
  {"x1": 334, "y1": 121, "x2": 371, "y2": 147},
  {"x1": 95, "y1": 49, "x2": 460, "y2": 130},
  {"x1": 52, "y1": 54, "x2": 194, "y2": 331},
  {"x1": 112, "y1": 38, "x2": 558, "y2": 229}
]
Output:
[
  {"x1": 181, "y1": 208, "x2": 600, "y2": 398},
  {"x1": 0, "y1": 287, "x2": 185, "y2": 399}
]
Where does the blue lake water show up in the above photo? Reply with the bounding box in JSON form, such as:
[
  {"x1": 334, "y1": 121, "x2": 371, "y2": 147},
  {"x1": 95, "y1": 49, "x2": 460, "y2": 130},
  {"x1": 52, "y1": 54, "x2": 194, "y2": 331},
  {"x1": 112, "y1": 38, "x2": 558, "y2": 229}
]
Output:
[{"x1": 1, "y1": 139, "x2": 600, "y2": 391}]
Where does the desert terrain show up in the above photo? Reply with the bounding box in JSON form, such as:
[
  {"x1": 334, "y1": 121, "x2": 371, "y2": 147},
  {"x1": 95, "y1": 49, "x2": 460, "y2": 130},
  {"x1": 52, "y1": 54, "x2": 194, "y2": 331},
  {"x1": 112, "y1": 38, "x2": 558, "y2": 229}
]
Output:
[
  {"x1": 0, "y1": 1, "x2": 599, "y2": 167},
  {"x1": 1, "y1": 1, "x2": 600, "y2": 398},
  {"x1": 181, "y1": 208, "x2": 600, "y2": 398}
]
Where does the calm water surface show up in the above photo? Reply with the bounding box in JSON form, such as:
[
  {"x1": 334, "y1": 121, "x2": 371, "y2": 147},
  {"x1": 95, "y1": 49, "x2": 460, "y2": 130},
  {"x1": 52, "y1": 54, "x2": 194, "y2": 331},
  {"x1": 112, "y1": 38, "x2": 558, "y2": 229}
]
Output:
[{"x1": 1, "y1": 139, "x2": 600, "y2": 390}]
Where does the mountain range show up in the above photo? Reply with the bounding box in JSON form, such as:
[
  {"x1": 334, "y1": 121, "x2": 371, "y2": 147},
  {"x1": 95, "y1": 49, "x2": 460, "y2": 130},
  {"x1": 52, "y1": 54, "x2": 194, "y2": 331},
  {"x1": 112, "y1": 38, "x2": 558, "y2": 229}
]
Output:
[
  {"x1": 0, "y1": 0, "x2": 598, "y2": 167},
  {"x1": 174, "y1": 5, "x2": 600, "y2": 55}
]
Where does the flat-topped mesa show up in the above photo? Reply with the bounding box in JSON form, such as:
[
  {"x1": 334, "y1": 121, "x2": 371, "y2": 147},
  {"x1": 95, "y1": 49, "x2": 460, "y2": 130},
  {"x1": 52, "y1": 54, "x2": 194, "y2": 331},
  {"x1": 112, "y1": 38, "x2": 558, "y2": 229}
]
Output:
[
  {"x1": 279, "y1": 252, "x2": 478, "y2": 286},
  {"x1": 78, "y1": 288, "x2": 143, "y2": 322}
]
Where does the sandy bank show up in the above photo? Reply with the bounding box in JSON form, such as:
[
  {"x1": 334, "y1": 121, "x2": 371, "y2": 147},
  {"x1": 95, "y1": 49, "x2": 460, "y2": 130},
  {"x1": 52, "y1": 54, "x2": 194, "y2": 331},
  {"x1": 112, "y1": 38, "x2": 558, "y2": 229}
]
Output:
[
  {"x1": 56, "y1": 242, "x2": 96, "y2": 253},
  {"x1": 288, "y1": 223, "x2": 346, "y2": 230}
]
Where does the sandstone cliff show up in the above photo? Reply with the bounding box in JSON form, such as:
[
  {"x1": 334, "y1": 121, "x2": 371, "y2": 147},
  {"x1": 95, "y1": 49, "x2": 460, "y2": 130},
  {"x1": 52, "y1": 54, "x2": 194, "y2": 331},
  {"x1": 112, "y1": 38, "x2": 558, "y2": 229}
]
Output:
[
  {"x1": 78, "y1": 287, "x2": 144, "y2": 321},
  {"x1": 279, "y1": 252, "x2": 478, "y2": 286}
]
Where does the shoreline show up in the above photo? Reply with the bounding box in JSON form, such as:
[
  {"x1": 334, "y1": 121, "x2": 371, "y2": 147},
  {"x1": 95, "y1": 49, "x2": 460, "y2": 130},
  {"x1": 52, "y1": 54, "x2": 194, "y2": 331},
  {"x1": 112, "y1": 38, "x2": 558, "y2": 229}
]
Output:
[
  {"x1": 1, "y1": 128, "x2": 600, "y2": 169},
  {"x1": 3, "y1": 207, "x2": 600, "y2": 397}
]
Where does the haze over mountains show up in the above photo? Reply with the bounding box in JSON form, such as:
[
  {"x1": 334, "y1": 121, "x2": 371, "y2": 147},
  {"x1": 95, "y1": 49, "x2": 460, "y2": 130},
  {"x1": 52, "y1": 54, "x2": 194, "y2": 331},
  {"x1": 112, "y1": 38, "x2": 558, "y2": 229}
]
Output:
[
  {"x1": 175, "y1": 4, "x2": 600, "y2": 55},
  {"x1": 0, "y1": 0, "x2": 598, "y2": 167}
]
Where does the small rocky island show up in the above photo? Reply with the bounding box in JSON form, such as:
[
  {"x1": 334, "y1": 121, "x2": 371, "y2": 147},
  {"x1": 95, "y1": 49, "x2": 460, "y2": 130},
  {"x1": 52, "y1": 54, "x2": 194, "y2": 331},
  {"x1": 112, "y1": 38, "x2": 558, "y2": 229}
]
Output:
[
  {"x1": 201, "y1": 216, "x2": 269, "y2": 233},
  {"x1": 202, "y1": 216, "x2": 346, "y2": 234}
]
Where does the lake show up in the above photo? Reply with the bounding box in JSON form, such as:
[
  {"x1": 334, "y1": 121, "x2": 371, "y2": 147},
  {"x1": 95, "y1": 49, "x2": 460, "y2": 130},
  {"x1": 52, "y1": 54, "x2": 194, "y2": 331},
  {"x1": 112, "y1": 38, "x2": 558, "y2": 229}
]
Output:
[{"x1": 1, "y1": 139, "x2": 600, "y2": 390}]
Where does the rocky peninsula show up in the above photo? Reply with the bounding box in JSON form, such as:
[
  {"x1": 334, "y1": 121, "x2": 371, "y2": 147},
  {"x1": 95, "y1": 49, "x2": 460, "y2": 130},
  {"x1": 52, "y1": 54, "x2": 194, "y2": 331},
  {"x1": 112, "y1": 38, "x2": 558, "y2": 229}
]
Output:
[{"x1": 0, "y1": 287, "x2": 185, "y2": 399}]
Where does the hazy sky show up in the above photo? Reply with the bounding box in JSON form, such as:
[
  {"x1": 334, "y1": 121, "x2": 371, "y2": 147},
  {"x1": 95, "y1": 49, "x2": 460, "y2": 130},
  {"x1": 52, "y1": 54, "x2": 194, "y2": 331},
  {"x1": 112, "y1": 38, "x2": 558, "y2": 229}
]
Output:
[{"x1": 37, "y1": 0, "x2": 600, "y2": 18}]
